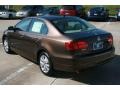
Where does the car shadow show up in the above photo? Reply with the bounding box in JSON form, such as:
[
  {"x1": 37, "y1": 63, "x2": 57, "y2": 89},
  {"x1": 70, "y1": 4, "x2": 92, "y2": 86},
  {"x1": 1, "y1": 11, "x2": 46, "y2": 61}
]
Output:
[{"x1": 52, "y1": 55, "x2": 120, "y2": 85}]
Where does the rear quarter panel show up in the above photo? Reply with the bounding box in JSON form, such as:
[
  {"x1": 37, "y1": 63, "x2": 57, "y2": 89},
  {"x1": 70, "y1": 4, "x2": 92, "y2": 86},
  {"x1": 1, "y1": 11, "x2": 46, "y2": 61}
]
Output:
[{"x1": 40, "y1": 36, "x2": 73, "y2": 59}]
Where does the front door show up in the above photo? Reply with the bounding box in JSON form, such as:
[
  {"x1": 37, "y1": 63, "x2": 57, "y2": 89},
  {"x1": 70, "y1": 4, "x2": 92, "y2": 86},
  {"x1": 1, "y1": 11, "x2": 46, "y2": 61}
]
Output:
[{"x1": 9, "y1": 18, "x2": 32, "y2": 57}]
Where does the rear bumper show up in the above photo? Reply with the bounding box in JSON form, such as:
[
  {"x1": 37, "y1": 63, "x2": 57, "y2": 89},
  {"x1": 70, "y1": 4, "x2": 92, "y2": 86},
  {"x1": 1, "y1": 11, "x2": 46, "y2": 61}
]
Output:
[
  {"x1": 0, "y1": 14, "x2": 9, "y2": 18},
  {"x1": 53, "y1": 48, "x2": 115, "y2": 72}
]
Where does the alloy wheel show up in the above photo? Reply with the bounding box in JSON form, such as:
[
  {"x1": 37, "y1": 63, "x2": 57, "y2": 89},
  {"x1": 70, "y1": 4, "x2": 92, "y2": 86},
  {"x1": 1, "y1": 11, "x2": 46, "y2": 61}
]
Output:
[
  {"x1": 40, "y1": 54, "x2": 50, "y2": 74},
  {"x1": 3, "y1": 39, "x2": 9, "y2": 52}
]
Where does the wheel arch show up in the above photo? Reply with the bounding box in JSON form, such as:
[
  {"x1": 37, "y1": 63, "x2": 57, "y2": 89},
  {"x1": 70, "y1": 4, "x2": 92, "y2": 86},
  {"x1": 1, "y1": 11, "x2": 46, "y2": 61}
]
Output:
[
  {"x1": 36, "y1": 48, "x2": 51, "y2": 64},
  {"x1": 2, "y1": 35, "x2": 7, "y2": 43}
]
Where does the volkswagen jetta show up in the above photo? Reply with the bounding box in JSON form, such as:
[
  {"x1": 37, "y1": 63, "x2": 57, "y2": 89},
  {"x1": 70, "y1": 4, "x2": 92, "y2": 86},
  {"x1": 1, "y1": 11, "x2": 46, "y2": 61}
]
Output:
[{"x1": 2, "y1": 16, "x2": 115, "y2": 76}]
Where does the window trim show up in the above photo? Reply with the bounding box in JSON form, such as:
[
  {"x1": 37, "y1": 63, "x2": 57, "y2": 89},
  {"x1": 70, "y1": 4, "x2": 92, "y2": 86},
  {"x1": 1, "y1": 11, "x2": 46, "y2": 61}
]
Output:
[{"x1": 15, "y1": 18, "x2": 33, "y2": 32}]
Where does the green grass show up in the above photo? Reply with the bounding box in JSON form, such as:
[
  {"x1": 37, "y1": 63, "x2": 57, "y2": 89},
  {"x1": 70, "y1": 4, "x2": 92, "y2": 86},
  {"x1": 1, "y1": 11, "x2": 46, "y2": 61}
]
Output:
[
  {"x1": 10, "y1": 5, "x2": 120, "y2": 16},
  {"x1": 10, "y1": 5, "x2": 23, "y2": 11}
]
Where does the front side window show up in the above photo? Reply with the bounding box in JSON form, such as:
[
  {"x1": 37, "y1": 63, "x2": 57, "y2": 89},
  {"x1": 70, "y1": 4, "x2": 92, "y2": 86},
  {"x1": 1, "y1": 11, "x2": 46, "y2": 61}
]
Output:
[
  {"x1": 51, "y1": 18, "x2": 96, "y2": 34},
  {"x1": 15, "y1": 18, "x2": 32, "y2": 31},
  {"x1": 29, "y1": 20, "x2": 48, "y2": 35}
]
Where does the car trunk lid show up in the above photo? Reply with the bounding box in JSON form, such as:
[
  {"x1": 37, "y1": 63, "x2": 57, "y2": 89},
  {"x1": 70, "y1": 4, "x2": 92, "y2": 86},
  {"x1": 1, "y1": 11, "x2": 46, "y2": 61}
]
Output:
[{"x1": 65, "y1": 29, "x2": 113, "y2": 55}]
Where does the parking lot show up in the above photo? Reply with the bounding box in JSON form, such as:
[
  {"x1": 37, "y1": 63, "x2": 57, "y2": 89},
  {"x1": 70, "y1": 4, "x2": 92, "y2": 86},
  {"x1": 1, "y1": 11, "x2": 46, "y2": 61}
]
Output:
[{"x1": 0, "y1": 18, "x2": 120, "y2": 85}]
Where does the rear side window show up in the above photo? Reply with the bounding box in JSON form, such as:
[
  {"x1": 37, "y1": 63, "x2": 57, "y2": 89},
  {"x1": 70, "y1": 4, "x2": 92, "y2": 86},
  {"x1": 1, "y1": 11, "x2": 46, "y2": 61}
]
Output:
[
  {"x1": 15, "y1": 18, "x2": 32, "y2": 31},
  {"x1": 41, "y1": 24, "x2": 48, "y2": 34},
  {"x1": 31, "y1": 21, "x2": 43, "y2": 33},
  {"x1": 29, "y1": 19, "x2": 48, "y2": 35}
]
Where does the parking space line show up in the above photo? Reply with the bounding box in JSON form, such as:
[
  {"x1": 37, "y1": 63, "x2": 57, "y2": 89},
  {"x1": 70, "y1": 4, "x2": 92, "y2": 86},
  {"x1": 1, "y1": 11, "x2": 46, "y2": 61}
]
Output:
[
  {"x1": 50, "y1": 78, "x2": 57, "y2": 85},
  {"x1": 0, "y1": 63, "x2": 33, "y2": 85}
]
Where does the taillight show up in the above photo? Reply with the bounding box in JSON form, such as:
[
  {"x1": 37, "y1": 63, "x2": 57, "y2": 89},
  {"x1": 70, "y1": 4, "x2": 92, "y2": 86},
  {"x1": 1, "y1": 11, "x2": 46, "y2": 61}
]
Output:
[
  {"x1": 65, "y1": 41, "x2": 88, "y2": 51},
  {"x1": 60, "y1": 9, "x2": 65, "y2": 15},
  {"x1": 107, "y1": 35, "x2": 113, "y2": 45}
]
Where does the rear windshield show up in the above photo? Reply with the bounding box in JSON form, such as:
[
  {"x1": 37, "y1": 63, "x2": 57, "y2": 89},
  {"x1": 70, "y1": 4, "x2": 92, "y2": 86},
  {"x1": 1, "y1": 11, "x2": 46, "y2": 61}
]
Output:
[{"x1": 51, "y1": 17, "x2": 96, "y2": 34}]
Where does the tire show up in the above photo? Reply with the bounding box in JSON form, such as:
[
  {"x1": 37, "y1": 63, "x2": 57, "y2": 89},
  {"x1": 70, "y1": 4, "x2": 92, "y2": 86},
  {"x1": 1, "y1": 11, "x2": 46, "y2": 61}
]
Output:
[
  {"x1": 3, "y1": 37, "x2": 12, "y2": 54},
  {"x1": 38, "y1": 52, "x2": 54, "y2": 76}
]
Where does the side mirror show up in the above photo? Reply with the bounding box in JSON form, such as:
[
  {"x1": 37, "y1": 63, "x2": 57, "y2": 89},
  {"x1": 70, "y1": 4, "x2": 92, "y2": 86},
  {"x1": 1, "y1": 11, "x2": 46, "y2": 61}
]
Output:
[
  {"x1": 8, "y1": 26, "x2": 21, "y2": 32},
  {"x1": 8, "y1": 26, "x2": 14, "y2": 30}
]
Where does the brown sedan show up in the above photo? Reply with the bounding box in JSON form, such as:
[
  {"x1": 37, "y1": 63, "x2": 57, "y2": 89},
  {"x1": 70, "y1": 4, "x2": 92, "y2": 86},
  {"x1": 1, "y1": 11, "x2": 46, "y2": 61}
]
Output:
[{"x1": 2, "y1": 16, "x2": 115, "y2": 76}]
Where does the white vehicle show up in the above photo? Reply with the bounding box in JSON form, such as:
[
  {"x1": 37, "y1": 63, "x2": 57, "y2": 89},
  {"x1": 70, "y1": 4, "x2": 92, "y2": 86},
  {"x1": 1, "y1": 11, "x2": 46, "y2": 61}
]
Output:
[
  {"x1": 0, "y1": 8, "x2": 16, "y2": 19},
  {"x1": 117, "y1": 9, "x2": 120, "y2": 21}
]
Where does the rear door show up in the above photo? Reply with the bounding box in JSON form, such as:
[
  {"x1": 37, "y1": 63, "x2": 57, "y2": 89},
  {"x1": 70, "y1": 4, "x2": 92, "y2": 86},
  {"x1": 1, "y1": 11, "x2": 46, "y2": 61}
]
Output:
[{"x1": 21, "y1": 18, "x2": 48, "y2": 61}]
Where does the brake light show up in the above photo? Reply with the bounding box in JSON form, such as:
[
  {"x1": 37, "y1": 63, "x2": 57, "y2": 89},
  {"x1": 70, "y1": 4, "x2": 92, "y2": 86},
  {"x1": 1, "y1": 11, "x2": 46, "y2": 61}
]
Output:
[
  {"x1": 60, "y1": 9, "x2": 65, "y2": 15},
  {"x1": 107, "y1": 35, "x2": 113, "y2": 45},
  {"x1": 65, "y1": 41, "x2": 88, "y2": 51}
]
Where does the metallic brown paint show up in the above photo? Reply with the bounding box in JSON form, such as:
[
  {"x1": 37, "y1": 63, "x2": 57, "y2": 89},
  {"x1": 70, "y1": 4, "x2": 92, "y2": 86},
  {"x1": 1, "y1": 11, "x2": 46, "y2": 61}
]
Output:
[{"x1": 2, "y1": 16, "x2": 115, "y2": 72}]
